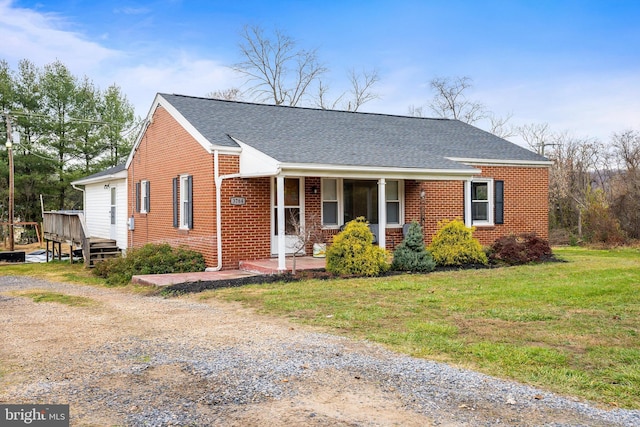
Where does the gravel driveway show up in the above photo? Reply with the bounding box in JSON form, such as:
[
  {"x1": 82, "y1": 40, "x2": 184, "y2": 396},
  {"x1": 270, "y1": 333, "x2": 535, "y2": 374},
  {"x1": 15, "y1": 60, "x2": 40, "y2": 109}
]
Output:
[{"x1": 1, "y1": 275, "x2": 638, "y2": 426}]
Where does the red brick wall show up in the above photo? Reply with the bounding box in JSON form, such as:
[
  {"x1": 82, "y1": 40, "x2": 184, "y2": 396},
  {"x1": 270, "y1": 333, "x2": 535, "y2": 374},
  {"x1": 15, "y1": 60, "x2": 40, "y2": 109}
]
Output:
[
  {"x1": 412, "y1": 165, "x2": 549, "y2": 246},
  {"x1": 219, "y1": 169, "x2": 272, "y2": 269},
  {"x1": 128, "y1": 106, "x2": 217, "y2": 264}
]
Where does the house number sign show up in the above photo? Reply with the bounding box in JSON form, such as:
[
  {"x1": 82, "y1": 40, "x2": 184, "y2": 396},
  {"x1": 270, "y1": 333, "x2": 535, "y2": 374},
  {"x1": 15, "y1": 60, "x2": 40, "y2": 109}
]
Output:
[{"x1": 230, "y1": 197, "x2": 246, "y2": 206}]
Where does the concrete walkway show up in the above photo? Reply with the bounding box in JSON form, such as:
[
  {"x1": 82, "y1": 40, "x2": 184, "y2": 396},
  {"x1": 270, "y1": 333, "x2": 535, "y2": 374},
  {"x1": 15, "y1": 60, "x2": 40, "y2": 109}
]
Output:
[{"x1": 131, "y1": 256, "x2": 326, "y2": 287}]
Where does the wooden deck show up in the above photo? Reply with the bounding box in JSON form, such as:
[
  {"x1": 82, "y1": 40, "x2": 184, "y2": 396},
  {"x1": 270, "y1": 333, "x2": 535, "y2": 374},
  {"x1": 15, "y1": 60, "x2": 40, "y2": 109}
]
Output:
[{"x1": 42, "y1": 211, "x2": 121, "y2": 266}]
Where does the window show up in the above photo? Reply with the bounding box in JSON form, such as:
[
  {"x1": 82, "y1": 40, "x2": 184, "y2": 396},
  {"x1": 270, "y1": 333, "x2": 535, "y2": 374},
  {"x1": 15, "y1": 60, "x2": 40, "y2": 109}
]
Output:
[
  {"x1": 467, "y1": 179, "x2": 504, "y2": 226},
  {"x1": 471, "y1": 181, "x2": 489, "y2": 222},
  {"x1": 386, "y1": 181, "x2": 400, "y2": 224},
  {"x1": 136, "y1": 180, "x2": 150, "y2": 214},
  {"x1": 321, "y1": 178, "x2": 402, "y2": 227},
  {"x1": 322, "y1": 179, "x2": 338, "y2": 226},
  {"x1": 173, "y1": 175, "x2": 193, "y2": 229}
]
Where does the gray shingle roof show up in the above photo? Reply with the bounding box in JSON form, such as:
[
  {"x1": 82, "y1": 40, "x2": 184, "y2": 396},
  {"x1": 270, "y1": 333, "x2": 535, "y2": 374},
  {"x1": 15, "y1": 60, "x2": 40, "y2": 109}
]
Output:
[
  {"x1": 73, "y1": 164, "x2": 126, "y2": 183},
  {"x1": 160, "y1": 93, "x2": 547, "y2": 171}
]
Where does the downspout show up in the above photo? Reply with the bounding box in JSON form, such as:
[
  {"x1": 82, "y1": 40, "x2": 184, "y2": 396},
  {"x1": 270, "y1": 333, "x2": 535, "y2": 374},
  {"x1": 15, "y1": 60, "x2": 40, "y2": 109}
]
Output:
[{"x1": 207, "y1": 150, "x2": 225, "y2": 271}]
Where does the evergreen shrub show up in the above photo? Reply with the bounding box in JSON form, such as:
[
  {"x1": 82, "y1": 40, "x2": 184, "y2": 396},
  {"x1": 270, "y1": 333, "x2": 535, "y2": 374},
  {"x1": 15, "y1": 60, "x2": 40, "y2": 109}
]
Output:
[
  {"x1": 391, "y1": 221, "x2": 435, "y2": 272},
  {"x1": 428, "y1": 219, "x2": 487, "y2": 267},
  {"x1": 93, "y1": 243, "x2": 206, "y2": 286},
  {"x1": 326, "y1": 217, "x2": 390, "y2": 277}
]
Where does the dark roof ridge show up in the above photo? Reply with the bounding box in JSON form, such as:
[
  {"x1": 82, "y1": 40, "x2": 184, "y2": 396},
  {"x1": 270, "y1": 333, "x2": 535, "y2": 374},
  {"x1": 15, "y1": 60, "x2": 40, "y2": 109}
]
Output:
[{"x1": 160, "y1": 93, "x2": 453, "y2": 122}]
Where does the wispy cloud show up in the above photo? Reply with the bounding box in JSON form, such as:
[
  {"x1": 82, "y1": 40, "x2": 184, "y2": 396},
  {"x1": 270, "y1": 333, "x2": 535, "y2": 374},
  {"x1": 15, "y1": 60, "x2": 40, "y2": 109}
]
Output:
[
  {"x1": 113, "y1": 7, "x2": 151, "y2": 15},
  {"x1": 0, "y1": 0, "x2": 120, "y2": 70}
]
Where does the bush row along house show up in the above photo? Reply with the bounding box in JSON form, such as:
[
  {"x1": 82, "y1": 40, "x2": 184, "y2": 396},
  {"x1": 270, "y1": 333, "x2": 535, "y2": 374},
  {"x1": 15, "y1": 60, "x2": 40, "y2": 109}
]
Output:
[{"x1": 72, "y1": 93, "x2": 551, "y2": 271}]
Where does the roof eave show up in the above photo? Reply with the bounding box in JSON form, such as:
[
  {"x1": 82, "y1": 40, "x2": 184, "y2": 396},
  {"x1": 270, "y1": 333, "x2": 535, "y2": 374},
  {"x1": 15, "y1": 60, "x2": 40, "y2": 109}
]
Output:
[
  {"x1": 446, "y1": 157, "x2": 553, "y2": 167},
  {"x1": 276, "y1": 163, "x2": 480, "y2": 180},
  {"x1": 71, "y1": 170, "x2": 128, "y2": 186}
]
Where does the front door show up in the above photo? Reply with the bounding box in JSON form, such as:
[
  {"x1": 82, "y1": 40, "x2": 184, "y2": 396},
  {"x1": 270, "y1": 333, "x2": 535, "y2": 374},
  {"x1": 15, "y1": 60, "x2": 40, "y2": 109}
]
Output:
[
  {"x1": 110, "y1": 186, "x2": 117, "y2": 240},
  {"x1": 271, "y1": 177, "x2": 304, "y2": 255}
]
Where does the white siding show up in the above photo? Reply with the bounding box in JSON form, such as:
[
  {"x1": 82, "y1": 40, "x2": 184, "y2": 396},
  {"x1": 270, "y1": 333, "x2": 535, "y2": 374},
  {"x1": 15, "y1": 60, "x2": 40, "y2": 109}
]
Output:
[{"x1": 84, "y1": 178, "x2": 128, "y2": 250}]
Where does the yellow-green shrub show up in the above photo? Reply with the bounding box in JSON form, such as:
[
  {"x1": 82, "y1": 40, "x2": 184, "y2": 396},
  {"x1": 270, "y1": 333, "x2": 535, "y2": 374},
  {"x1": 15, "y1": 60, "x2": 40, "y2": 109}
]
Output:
[
  {"x1": 326, "y1": 218, "x2": 390, "y2": 276},
  {"x1": 428, "y1": 219, "x2": 487, "y2": 266}
]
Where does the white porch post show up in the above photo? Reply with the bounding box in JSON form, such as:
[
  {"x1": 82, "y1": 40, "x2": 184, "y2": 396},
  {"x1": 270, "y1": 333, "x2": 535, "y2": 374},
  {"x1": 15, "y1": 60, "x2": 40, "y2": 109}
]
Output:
[
  {"x1": 377, "y1": 178, "x2": 386, "y2": 250},
  {"x1": 464, "y1": 179, "x2": 472, "y2": 227},
  {"x1": 276, "y1": 175, "x2": 286, "y2": 271}
]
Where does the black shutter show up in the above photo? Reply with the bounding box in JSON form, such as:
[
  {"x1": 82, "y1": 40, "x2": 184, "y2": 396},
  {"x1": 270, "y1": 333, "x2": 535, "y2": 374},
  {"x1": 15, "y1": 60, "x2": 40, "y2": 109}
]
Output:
[
  {"x1": 172, "y1": 177, "x2": 179, "y2": 228},
  {"x1": 187, "y1": 175, "x2": 193, "y2": 229},
  {"x1": 495, "y1": 180, "x2": 504, "y2": 225},
  {"x1": 145, "y1": 181, "x2": 150, "y2": 213},
  {"x1": 135, "y1": 182, "x2": 141, "y2": 213}
]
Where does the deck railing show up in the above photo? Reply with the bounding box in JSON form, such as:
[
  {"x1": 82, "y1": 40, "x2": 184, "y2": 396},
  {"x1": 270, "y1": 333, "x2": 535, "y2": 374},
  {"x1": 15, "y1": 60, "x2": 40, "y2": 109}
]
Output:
[{"x1": 42, "y1": 211, "x2": 89, "y2": 263}]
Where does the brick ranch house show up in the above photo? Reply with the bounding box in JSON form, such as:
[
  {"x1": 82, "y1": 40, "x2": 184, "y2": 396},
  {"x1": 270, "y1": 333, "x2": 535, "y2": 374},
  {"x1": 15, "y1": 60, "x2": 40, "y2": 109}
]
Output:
[{"x1": 110, "y1": 93, "x2": 550, "y2": 271}]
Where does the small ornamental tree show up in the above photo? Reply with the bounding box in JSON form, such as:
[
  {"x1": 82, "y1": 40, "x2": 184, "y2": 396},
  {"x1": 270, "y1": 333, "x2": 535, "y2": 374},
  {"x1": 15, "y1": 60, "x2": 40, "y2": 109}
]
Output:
[
  {"x1": 428, "y1": 219, "x2": 487, "y2": 267},
  {"x1": 326, "y1": 217, "x2": 389, "y2": 277},
  {"x1": 391, "y1": 221, "x2": 435, "y2": 272}
]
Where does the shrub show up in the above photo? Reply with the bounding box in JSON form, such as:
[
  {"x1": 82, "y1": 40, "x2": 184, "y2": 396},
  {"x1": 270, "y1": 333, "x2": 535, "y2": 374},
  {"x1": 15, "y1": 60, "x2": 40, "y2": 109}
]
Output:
[
  {"x1": 391, "y1": 221, "x2": 435, "y2": 272},
  {"x1": 326, "y1": 217, "x2": 390, "y2": 277},
  {"x1": 428, "y1": 219, "x2": 487, "y2": 267},
  {"x1": 93, "y1": 243, "x2": 206, "y2": 286},
  {"x1": 489, "y1": 233, "x2": 553, "y2": 265}
]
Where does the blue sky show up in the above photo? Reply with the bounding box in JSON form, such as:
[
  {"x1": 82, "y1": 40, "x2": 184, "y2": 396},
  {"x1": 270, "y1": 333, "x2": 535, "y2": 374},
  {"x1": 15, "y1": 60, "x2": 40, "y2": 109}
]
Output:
[{"x1": 1, "y1": 0, "x2": 639, "y2": 147}]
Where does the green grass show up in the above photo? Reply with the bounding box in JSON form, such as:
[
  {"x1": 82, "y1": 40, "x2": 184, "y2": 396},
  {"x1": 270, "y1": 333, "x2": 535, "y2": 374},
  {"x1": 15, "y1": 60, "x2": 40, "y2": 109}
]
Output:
[
  {"x1": 204, "y1": 247, "x2": 640, "y2": 409},
  {"x1": 11, "y1": 290, "x2": 96, "y2": 307},
  {"x1": 0, "y1": 261, "x2": 156, "y2": 294}
]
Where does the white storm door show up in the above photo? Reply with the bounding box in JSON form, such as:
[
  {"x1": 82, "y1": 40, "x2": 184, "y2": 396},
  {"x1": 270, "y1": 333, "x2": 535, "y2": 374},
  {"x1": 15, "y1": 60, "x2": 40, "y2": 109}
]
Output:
[{"x1": 271, "y1": 177, "x2": 304, "y2": 255}]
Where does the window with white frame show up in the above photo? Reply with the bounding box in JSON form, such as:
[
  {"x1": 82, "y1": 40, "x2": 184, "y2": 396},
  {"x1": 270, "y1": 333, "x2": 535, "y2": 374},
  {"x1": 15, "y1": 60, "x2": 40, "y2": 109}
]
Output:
[
  {"x1": 321, "y1": 178, "x2": 403, "y2": 227},
  {"x1": 179, "y1": 175, "x2": 193, "y2": 229},
  {"x1": 137, "y1": 180, "x2": 150, "y2": 214},
  {"x1": 386, "y1": 180, "x2": 400, "y2": 224},
  {"x1": 470, "y1": 179, "x2": 493, "y2": 225},
  {"x1": 322, "y1": 179, "x2": 338, "y2": 226}
]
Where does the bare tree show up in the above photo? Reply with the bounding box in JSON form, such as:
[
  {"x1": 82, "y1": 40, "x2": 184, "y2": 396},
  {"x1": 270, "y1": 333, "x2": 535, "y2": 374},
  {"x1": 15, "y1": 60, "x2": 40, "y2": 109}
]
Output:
[
  {"x1": 315, "y1": 68, "x2": 380, "y2": 112},
  {"x1": 429, "y1": 76, "x2": 487, "y2": 124},
  {"x1": 517, "y1": 122, "x2": 555, "y2": 155},
  {"x1": 488, "y1": 112, "x2": 516, "y2": 139},
  {"x1": 609, "y1": 130, "x2": 640, "y2": 238},
  {"x1": 234, "y1": 25, "x2": 326, "y2": 106},
  {"x1": 207, "y1": 88, "x2": 242, "y2": 101},
  {"x1": 546, "y1": 135, "x2": 604, "y2": 237}
]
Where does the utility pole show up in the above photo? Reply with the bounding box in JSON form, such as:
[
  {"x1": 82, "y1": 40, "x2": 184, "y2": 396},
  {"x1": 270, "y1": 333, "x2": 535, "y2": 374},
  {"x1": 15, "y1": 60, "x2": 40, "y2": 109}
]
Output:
[{"x1": 4, "y1": 111, "x2": 14, "y2": 251}]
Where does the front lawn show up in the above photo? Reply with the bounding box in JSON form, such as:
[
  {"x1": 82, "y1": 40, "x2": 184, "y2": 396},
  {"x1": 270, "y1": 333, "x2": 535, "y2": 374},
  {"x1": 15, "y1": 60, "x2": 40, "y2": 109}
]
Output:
[{"x1": 203, "y1": 247, "x2": 640, "y2": 409}]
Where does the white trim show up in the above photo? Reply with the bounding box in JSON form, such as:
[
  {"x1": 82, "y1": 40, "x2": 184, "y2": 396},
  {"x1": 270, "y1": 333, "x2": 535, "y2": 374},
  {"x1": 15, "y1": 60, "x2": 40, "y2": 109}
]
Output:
[
  {"x1": 279, "y1": 163, "x2": 479, "y2": 180},
  {"x1": 179, "y1": 174, "x2": 190, "y2": 230},
  {"x1": 71, "y1": 169, "x2": 127, "y2": 186},
  {"x1": 447, "y1": 157, "x2": 553, "y2": 167},
  {"x1": 125, "y1": 94, "x2": 240, "y2": 169},
  {"x1": 378, "y1": 178, "x2": 386, "y2": 249},
  {"x1": 470, "y1": 178, "x2": 494, "y2": 227},
  {"x1": 140, "y1": 180, "x2": 149, "y2": 214},
  {"x1": 232, "y1": 137, "x2": 280, "y2": 176},
  {"x1": 321, "y1": 178, "x2": 404, "y2": 229}
]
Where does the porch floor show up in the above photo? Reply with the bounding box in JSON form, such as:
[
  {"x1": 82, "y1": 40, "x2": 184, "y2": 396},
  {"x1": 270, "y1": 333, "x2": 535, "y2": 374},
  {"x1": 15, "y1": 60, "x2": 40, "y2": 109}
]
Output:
[{"x1": 131, "y1": 256, "x2": 326, "y2": 287}]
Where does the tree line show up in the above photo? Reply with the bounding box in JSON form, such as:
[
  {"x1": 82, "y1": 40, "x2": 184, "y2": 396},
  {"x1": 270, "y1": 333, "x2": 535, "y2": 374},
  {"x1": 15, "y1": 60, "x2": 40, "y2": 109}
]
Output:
[{"x1": 0, "y1": 59, "x2": 137, "y2": 223}]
